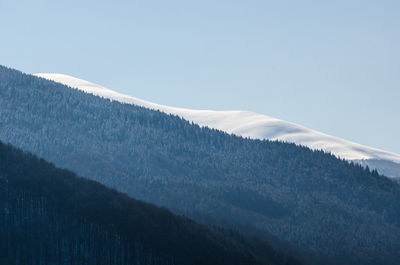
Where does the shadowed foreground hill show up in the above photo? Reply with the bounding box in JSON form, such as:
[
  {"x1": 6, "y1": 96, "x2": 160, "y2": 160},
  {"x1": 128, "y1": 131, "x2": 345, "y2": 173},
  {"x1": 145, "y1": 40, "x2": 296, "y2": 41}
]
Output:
[
  {"x1": 1, "y1": 65, "x2": 400, "y2": 265},
  {"x1": 0, "y1": 141, "x2": 301, "y2": 265}
]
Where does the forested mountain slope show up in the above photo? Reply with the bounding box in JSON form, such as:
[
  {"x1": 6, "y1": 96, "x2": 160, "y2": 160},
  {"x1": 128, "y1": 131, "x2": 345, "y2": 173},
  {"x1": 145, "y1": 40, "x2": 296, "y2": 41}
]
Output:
[
  {"x1": 1, "y1": 65, "x2": 400, "y2": 265},
  {"x1": 35, "y1": 73, "x2": 400, "y2": 179},
  {"x1": 0, "y1": 140, "x2": 301, "y2": 265}
]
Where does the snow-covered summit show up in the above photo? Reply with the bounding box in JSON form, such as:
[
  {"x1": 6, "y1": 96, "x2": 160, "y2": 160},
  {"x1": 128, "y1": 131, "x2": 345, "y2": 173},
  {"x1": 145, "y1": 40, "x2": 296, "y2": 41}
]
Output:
[{"x1": 34, "y1": 73, "x2": 400, "y2": 178}]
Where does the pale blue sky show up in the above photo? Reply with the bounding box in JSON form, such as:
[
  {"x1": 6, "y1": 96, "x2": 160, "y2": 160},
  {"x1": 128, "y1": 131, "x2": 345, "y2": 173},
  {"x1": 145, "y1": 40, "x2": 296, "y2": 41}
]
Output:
[{"x1": 1, "y1": 0, "x2": 399, "y2": 153}]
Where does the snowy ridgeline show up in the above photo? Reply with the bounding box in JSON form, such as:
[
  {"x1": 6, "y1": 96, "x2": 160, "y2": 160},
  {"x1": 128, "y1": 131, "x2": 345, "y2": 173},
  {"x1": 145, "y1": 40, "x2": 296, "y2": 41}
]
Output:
[{"x1": 35, "y1": 73, "x2": 400, "y2": 179}]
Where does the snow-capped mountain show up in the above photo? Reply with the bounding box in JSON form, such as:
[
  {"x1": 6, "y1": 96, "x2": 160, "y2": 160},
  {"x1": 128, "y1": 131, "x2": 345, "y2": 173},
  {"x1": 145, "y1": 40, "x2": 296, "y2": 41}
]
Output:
[{"x1": 34, "y1": 73, "x2": 400, "y2": 179}]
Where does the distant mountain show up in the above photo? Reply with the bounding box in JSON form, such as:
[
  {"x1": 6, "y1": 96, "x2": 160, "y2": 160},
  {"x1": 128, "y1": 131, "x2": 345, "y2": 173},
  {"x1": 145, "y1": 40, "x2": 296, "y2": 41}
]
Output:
[
  {"x1": 2, "y1": 65, "x2": 400, "y2": 265},
  {"x1": 34, "y1": 73, "x2": 400, "y2": 179},
  {"x1": 0, "y1": 140, "x2": 302, "y2": 265}
]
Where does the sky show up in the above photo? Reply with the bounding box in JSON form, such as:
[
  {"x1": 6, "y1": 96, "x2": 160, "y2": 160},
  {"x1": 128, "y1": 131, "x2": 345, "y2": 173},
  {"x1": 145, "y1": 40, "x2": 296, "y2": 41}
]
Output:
[{"x1": 1, "y1": 0, "x2": 399, "y2": 154}]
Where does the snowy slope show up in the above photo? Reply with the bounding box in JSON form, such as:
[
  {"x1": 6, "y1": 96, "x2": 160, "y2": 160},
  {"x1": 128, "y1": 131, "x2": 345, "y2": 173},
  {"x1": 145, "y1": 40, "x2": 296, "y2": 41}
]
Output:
[{"x1": 34, "y1": 73, "x2": 400, "y2": 179}]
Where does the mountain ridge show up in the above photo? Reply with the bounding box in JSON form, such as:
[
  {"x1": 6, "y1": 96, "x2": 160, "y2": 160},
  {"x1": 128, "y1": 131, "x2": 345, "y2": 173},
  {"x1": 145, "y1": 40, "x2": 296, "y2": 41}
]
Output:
[
  {"x1": 34, "y1": 73, "x2": 400, "y2": 179},
  {"x1": 2, "y1": 65, "x2": 400, "y2": 265}
]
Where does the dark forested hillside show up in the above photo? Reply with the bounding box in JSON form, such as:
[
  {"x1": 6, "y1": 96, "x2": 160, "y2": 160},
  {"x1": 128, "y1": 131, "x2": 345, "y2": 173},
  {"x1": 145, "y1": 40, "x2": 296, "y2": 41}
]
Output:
[
  {"x1": 1, "y1": 65, "x2": 400, "y2": 265},
  {"x1": 0, "y1": 141, "x2": 301, "y2": 265}
]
